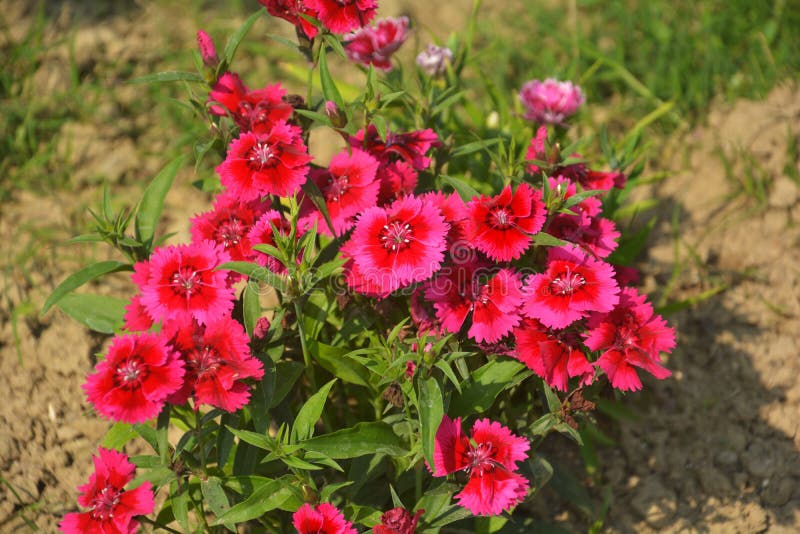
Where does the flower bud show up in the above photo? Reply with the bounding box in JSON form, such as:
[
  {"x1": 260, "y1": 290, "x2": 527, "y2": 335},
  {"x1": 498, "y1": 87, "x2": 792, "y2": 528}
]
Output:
[
  {"x1": 196, "y1": 30, "x2": 219, "y2": 68},
  {"x1": 324, "y1": 100, "x2": 347, "y2": 128}
]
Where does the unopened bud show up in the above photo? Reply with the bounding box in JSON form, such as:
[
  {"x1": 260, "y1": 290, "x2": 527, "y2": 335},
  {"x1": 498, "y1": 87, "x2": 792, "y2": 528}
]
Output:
[
  {"x1": 324, "y1": 100, "x2": 347, "y2": 129},
  {"x1": 196, "y1": 30, "x2": 219, "y2": 68}
]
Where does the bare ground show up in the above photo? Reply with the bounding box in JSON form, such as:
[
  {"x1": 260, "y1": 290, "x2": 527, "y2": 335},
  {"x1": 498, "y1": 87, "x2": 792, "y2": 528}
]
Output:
[{"x1": 1, "y1": 1, "x2": 799, "y2": 532}]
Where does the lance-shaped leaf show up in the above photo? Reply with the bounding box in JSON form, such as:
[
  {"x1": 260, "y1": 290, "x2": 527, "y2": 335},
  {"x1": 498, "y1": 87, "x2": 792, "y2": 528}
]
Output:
[
  {"x1": 42, "y1": 261, "x2": 131, "y2": 315},
  {"x1": 135, "y1": 155, "x2": 186, "y2": 250},
  {"x1": 299, "y1": 422, "x2": 406, "y2": 459},
  {"x1": 291, "y1": 378, "x2": 337, "y2": 442},
  {"x1": 56, "y1": 293, "x2": 126, "y2": 334}
]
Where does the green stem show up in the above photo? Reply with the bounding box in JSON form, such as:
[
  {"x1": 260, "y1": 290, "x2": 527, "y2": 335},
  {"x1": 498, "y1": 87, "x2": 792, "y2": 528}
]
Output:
[
  {"x1": 294, "y1": 299, "x2": 317, "y2": 392},
  {"x1": 195, "y1": 409, "x2": 207, "y2": 476},
  {"x1": 139, "y1": 516, "x2": 183, "y2": 534}
]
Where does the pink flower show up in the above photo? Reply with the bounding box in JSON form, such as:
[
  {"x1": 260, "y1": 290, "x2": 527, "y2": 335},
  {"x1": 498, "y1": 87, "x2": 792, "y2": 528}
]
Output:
[
  {"x1": 259, "y1": 0, "x2": 318, "y2": 39},
  {"x1": 584, "y1": 287, "x2": 674, "y2": 391},
  {"x1": 196, "y1": 30, "x2": 218, "y2": 68},
  {"x1": 433, "y1": 416, "x2": 530, "y2": 516},
  {"x1": 426, "y1": 261, "x2": 524, "y2": 343},
  {"x1": 344, "y1": 195, "x2": 448, "y2": 294},
  {"x1": 525, "y1": 126, "x2": 549, "y2": 174},
  {"x1": 60, "y1": 448, "x2": 154, "y2": 534},
  {"x1": 208, "y1": 73, "x2": 293, "y2": 134},
  {"x1": 523, "y1": 245, "x2": 619, "y2": 329},
  {"x1": 350, "y1": 125, "x2": 440, "y2": 171},
  {"x1": 410, "y1": 286, "x2": 443, "y2": 336},
  {"x1": 304, "y1": 0, "x2": 377, "y2": 34},
  {"x1": 421, "y1": 191, "x2": 469, "y2": 246},
  {"x1": 190, "y1": 192, "x2": 268, "y2": 263},
  {"x1": 376, "y1": 160, "x2": 418, "y2": 205},
  {"x1": 581, "y1": 169, "x2": 627, "y2": 191},
  {"x1": 519, "y1": 78, "x2": 585, "y2": 125},
  {"x1": 216, "y1": 124, "x2": 312, "y2": 200},
  {"x1": 292, "y1": 502, "x2": 357, "y2": 534},
  {"x1": 416, "y1": 44, "x2": 453, "y2": 76},
  {"x1": 405, "y1": 360, "x2": 417, "y2": 380},
  {"x1": 344, "y1": 16, "x2": 409, "y2": 71},
  {"x1": 374, "y1": 507, "x2": 424, "y2": 534},
  {"x1": 168, "y1": 317, "x2": 264, "y2": 411},
  {"x1": 137, "y1": 241, "x2": 234, "y2": 326},
  {"x1": 123, "y1": 295, "x2": 153, "y2": 332},
  {"x1": 466, "y1": 183, "x2": 546, "y2": 262},
  {"x1": 83, "y1": 332, "x2": 184, "y2": 424},
  {"x1": 247, "y1": 209, "x2": 290, "y2": 273},
  {"x1": 513, "y1": 318, "x2": 593, "y2": 391},
  {"x1": 547, "y1": 212, "x2": 620, "y2": 259},
  {"x1": 299, "y1": 148, "x2": 380, "y2": 236}
]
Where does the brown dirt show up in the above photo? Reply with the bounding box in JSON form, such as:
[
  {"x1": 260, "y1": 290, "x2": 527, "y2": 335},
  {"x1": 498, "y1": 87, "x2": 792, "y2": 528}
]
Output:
[{"x1": 1, "y1": 1, "x2": 799, "y2": 533}]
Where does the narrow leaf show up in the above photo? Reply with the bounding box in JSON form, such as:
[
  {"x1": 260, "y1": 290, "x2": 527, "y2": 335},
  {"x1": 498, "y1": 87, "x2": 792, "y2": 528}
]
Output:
[
  {"x1": 135, "y1": 155, "x2": 186, "y2": 249},
  {"x1": 418, "y1": 378, "x2": 443, "y2": 469},
  {"x1": 300, "y1": 422, "x2": 406, "y2": 459},
  {"x1": 42, "y1": 261, "x2": 130, "y2": 314},
  {"x1": 56, "y1": 293, "x2": 126, "y2": 334},
  {"x1": 292, "y1": 379, "x2": 337, "y2": 441}
]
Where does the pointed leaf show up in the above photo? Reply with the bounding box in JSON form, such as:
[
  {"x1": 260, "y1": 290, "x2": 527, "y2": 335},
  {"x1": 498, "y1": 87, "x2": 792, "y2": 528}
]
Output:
[
  {"x1": 42, "y1": 261, "x2": 131, "y2": 315},
  {"x1": 300, "y1": 422, "x2": 406, "y2": 459},
  {"x1": 292, "y1": 378, "x2": 337, "y2": 441},
  {"x1": 135, "y1": 155, "x2": 186, "y2": 249},
  {"x1": 56, "y1": 293, "x2": 126, "y2": 334}
]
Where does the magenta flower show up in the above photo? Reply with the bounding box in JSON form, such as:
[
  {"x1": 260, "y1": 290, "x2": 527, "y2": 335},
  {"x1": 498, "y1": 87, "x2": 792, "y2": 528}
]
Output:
[
  {"x1": 247, "y1": 209, "x2": 290, "y2": 273},
  {"x1": 208, "y1": 73, "x2": 293, "y2": 134},
  {"x1": 433, "y1": 416, "x2": 530, "y2": 516},
  {"x1": 523, "y1": 245, "x2": 619, "y2": 329},
  {"x1": 190, "y1": 192, "x2": 269, "y2": 263},
  {"x1": 584, "y1": 287, "x2": 675, "y2": 391},
  {"x1": 304, "y1": 0, "x2": 377, "y2": 34},
  {"x1": 513, "y1": 318, "x2": 594, "y2": 391},
  {"x1": 60, "y1": 448, "x2": 154, "y2": 534},
  {"x1": 344, "y1": 16, "x2": 410, "y2": 71},
  {"x1": 196, "y1": 30, "x2": 218, "y2": 68},
  {"x1": 547, "y1": 212, "x2": 620, "y2": 259},
  {"x1": 349, "y1": 125, "x2": 440, "y2": 171},
  {"x1": 137, "y1": 241, "x2": 234, "y2": 326},
  {"x1": 83, "y1": 333, "x2": 184, "y2": 424},
  {"x1": 525, "y1": 125, "x2": 549, "y2": 174},
  {"x1": 416, "y1": 44, "x2": 453, "y2": 76},
  {"x1": 292, "y1": 502, "x2": 357, "y2": 534},
  {"x1": 258, "y1": 0, "x2": 318, "y2": 39},
  {"x1": 519, "y1": 78, "x2": 585, "y2": 125}
]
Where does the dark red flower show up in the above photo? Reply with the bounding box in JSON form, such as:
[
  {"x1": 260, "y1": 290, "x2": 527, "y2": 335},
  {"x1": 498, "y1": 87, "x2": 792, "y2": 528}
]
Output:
[
  {"x1": 59, "y1": 448, "x2": 154, "y2": 534},
  {"x1": 83, "y1": 333, "x2": 184, "y2": 424},
  {"x1": 377, "y1": 160, "x2": 418, "y2": 205},
  {"x1": 513, "y1": 318, "x2": 593, "y2": 391},
  {"x1": 584, "y1": 287, "x2": 674, "y2": 391},
  {"x1": 259, "y1": 0, "x2": 318, "y2": 38},
  {"x1": 209, "y1": 72, "x2": 293, "y2": 133},
  {"x1": 349, "y1": 125, "x2": 440, "y2": 171},
  {"x1": 374, "y1": 507, "x2": 424, "y2": 534},
  {"x1": 304, "y1": 0, "x2": 377, "y2": 34},
  {"x1": 216, "y1": 124, "x2": 312, "y2": 200},
  {"x1": 344, "y1": 16, "x2": 410, "y2": 71},
  {"x1": 466, "y1": 183, "x2": 546, "y2": 262}
]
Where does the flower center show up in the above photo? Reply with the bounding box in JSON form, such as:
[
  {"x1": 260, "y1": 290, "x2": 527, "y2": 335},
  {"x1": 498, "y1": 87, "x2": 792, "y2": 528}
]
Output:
[
  {"x1": 90, "y1": 486, "x2": 122, "y2": 521},
  {"x1": 380, "y1": 221, "x2": 413, "y2": 251},
  {"x1": 549, "y1": 269, "x2": 586, "y2": 296},
  {"x1": 114, "y1": 357, "x2": 147, "y2": 389},
  {"x1": 215, "y1": 218, "x2": 245, "y2": 248},
  {"x1": 171, "y1": 267, "x2": 202, "y2": 298},
  {"x1": 248, "y1": 142, "x2": 277, "y2": 170},
  {"x1": 188, "y1": 345, "x2": 222, "y2": 377},
  {"x1": 466, "y1": 441, "x2": 495, "y2": 476},
  {"x1": 325, "y1": 174, "x2": 350, "y2": 202},
  {"x1": 489, "y1": 208, "x2": 513, "y2": 229}
]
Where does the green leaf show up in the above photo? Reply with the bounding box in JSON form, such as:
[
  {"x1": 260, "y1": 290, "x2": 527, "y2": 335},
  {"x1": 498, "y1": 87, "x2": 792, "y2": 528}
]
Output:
[
  {"x1": 217, "y1": 261, "x2": 287, "y2": 292},
  {"x1": 301, "y1": 179, "x2": 336, "y2": 237},
  {"x1": 533, "y1": 232, "x2": 570, "y2": 248},
  {"x1": 418, "y1": 378, "x2": 443, "y2": 469},
  {"x1": 561, "y1": 189, "x2": 604, "y2": 210},
  {"x1": 310, "y1": 341, "x2": 371, "y2": 387},
  {"x1": 243, "y1": 282, "x2": 261, "y2": 338},
  {"x1": 135, "y1": 155, "x2": 185, "y2": 250},
  {"x1": 217, "y1": 412, "x2": 238, "y2": 469},
  {"x1": 451, "y1": 138, "x2": 499, "y2": 158},
  {"x1": 129, "y1": 71, "x2": 204, "y2": 84},
  {"x1": 318, "y1": 46, "x2": 345, "y2": 110},
  {"x1": 223, "y1": 10, "x2": 262, "y2": 67},
  {"x1": 251, "y1": 357, "x2": 274, "y2": 433},
  {"x1": 300, "y1": 422, "x2": 406, "y2": 459},
  {"x1": 170, "y1": 481, "x2": 190, "y2": 533},
  {"x1": 320, "y1": 481, "x2": 354, "y2": 502},
  {"x1": 202, "y1": 477, "x2": 234, "y2": 532},
  {"x1": 292, "y1": 378, "x2": 337, "y2": 441},
  {"x1": 42, "y1": 261, "x2": 131, "y2": 315},
  {"x1": 441, "y1": 174, "x2": 479, "y2": 202},
  {"x1": 210, "y1": 477, "x2": 294, "y2": 525},
  {"x1": 56, "y1": 293, "x2": 126, "y2": 334},
  {"x1": 227, "y1": 426, "x2": 272, "y2": 451},
  {"x1": 271, "y1": 361, "x2": 305, "y2": 407},
  {"x1": 450, "y1": 360, "x2": 527, "y2": 416},
  {"x1": 101, "y1": 423, "x2": 136, "y2": 450}
]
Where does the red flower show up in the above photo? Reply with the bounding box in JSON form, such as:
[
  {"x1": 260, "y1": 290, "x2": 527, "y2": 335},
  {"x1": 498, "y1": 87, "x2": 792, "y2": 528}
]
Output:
[
  {"x1": 374, "y1": 507, "x2": 424, "y2": 534},
  {"x1": 525, "y1": 125, "x2": 549, "y2": 174},
  {"x1": 292, "y1": 502, "x2": 357, "y2": 534},
  {"x1": 299, "y1": 148, "x2": 380, "y2": 236},
  {"x1": 344, "y1": 16, "x2": 410, "y2": 71},
  {"x1": 59, "y1": 448, "x2": 154, "y2": 534},
  {"x1": 344, "y1": 195, "x2": 448, "y2": 294},
  {"x1": 581, "y1": 169, "x2": 627, "y2": 191},
  {"x1": 466, "y1": 183, "x2": 546, "y2": 262},
  {"x1": 304, "y1": 0, "x2": 377, "y2": 34},
  {"x1": 547, "y1": 212, "x2": 620, "y2": 259},
  {"x1": 123, "y1": 295, "x2": 153, "y2": 332},
  {"x1": 410, "y1": 286, "x2": 443, "y2": 336},
  {"x1": 513, "y1": 318, "x2": 593, "y2": 391},
  {"x1": 350, "y1": 125, "x2": 439, "y2": 171},
  {"x1": 584, "y1": 287, "x2": 674, "y2": 391},
  {"x1": 137, "y1": 241, "x2": 234, "y2": 326},
  {"x1": 83, "y1": 333, "x2": 184, "y2": 424},
  {"x1": 216, "y1": 124, "x2": 312, "y2": 200},
  {"x1": 377, "y1": 160, "x2": 418, "y2": 205},
  {"x1": 208, "y1": 73, "x2": 293, "y2": 134},
  {"x1": 259, "y1": 0, "x2": 318, "y2": 39},
  {"x1": 523, "y1": 245, "x2": 619, "y2": 329},
  {"x1": 169, "y1": 317, "x2": 264, "y2": 411},
  {"x1": 247, "y1": 209, "x2": 290, "y2": 273},
  {"x1": 432, "y1": 416, "x2": 530, "y2": 516},
  {"x1": 190, "y1": 192, "x2": 268, "y2": 262},
  {"x1": 421, "y1": 191, "x2": 469, "y2": 246},
  {"x1": 426, "y1": 261, "x2": 524, "y2": 343}
]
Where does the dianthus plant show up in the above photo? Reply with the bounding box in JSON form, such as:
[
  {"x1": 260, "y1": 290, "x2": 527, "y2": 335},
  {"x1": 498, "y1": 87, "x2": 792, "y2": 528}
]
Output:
[{"x1": 46, "y1": 1, "x2": 675, "y2": 532}]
